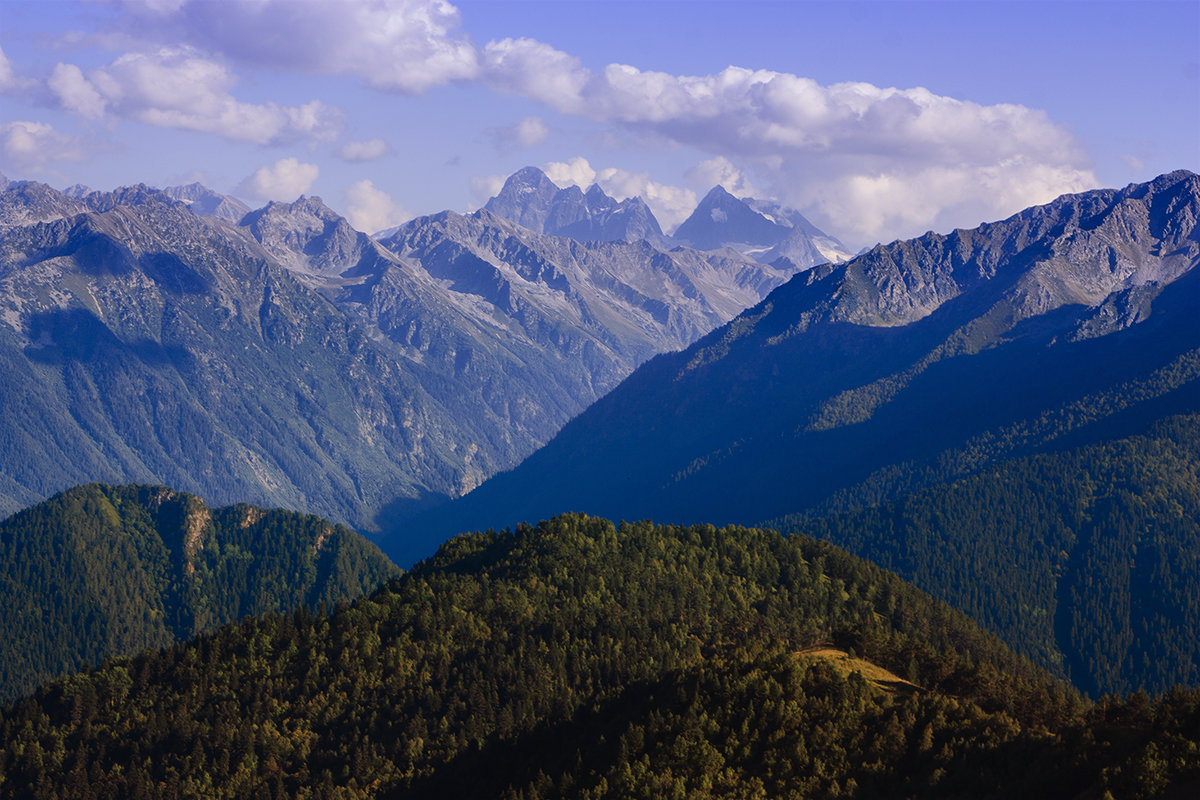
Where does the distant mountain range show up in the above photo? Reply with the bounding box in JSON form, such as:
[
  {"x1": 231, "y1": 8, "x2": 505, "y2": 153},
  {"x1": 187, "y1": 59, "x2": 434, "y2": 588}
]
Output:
[
  {"x1": 386, "y1": 170, "x2": 1200, "y2": 695},
  {"x1": 482, "y1": 166, "x2": 852, "y2": 267},
  {"x1": 0, "y1": 173, "x2": 799, "y2": 527},
  {"x1": 673, "y1": 185, "x2": 854, "y2": 265},
  {"x1": 483, "y1": 166, "x2": 669, "y2": 248}
]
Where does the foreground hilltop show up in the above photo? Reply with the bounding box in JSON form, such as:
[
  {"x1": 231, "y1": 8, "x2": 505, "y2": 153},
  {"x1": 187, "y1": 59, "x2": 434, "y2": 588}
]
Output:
[{"x1": 4, "y1": 513, "x2": 1197, "y2": 798}]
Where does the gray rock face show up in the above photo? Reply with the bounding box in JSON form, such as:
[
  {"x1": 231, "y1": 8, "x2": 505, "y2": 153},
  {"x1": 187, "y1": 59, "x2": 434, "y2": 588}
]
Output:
[
  {"x1": 240, "y1": 195, "x2": 387, "y2": 281},
  {"x1": 484, "y1": 167, "x2": 669, "y2": 246},
  {"x1": 0, "y1": 183, "x2": 503, "y2": 526},
  {"x1": 163, "y1": 183, "x2": 251, "y2": 224},
  {"x1": 370, "y1": 208, "x2": 799, "y2": 441},
  {"x1": 0, "y1": 180, "x2": 90, "y2": 227}
]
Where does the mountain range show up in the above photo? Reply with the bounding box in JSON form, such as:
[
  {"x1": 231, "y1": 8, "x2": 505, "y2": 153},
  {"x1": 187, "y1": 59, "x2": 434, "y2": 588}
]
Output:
[
  {"x1": 483, "y1": 166, "x2": 670, "y2": 248},
  {"x1": 384, "y1": 170, "x2": 1200, "y2": 695},
  {"x1": 0, "y1": 173, "x2": 802, "y2": 527},
  {"x1": 673, "y1": 184, "x2": 854, "y2": 265},
  {"x1": 483, "y1": 166, "x2": 853, "y2": 266},
  {"x1": 0, "y1": 166, "x2": 1198, "y2": 796}
]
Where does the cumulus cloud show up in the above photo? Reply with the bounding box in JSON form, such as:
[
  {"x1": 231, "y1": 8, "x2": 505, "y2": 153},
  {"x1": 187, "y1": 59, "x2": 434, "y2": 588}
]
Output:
[
  {"x1": 0, "y1": 46, "x2": 35, "y2": 94},
  {"x1": 468, "y1": 173, "x2": 506, "y2": 209},
  {"x1": 0, "y1": 121, "x2": 88, "y2": 172},
  {"x1": 48, "y1": 63, "x2": 108, "y2": 119},
  {"x1": 685, "y1": 157, "x2": 758, "y2": 199},
  {"x1": 803, "y1": 159, "x2": 1098, "y2": 245},
  {"x1": 488, "y1": 116, "x2": 550, "y2": 152},
  {"x1": 337, "y1": 137, "x2": 392, "y2": 162},
  {"x1": 236, "y1": 157, "x2": 319, "y2": 202},
  {"x1": 343, "y1": 179, "x2": 413, "y2": 233},
  {"x1": 475, "y1": 48, "x2": 1096, "y2": 245},
  {"x1": 542, "y1": 156, "x2": 597, "y2": 188},
  {"x1": 482, "y1": 38, "x2": 589, "y2": 113},
  {"x1": 114, "y1": 0, "x2": 478, "y2": 93},
  {"x1": 48, "y1": 48, "x2": 343, "y2": 144}
]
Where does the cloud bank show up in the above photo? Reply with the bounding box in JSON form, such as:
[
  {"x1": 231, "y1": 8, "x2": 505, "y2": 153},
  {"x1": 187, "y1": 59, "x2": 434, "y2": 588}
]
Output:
[
  {"x1": 115, "y1": 0, "x2": 478, "y2": 93},
  {"x1": 49, "y1": 48, "x2": 343, "y2": 145},
  {"x1": 35, "y1": 0, "x2": 1099, "y2": 244},
  {"x1": 237, "y1": 158, "x2": 319, "y2": 202},
  {"x1": 343, "y1": 179, "x2": 412, "y2": 233}
]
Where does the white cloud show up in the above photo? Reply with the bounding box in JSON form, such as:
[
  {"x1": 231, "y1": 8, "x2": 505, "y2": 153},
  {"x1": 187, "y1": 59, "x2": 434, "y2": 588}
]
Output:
[
  {"x1": 337, "y1": 137, "x2": 392, "y2": 162},
  {"x1": 0, "y1": 121, "x2": 88, "y2": 173},
  {"x1": 343, "y1": 179, "x2": 412, "y2": 233},
  {"x1": 792, "y1": 159, "x2": 1098, "y2": 246},
  {"x1": 49, "y1": 48, "x2": 343, "y2": 144},
  {"x1": 468, "y1": 173, "x2": 506, "y2": 209},
  {"x1": 48, "y1": 64, "x2": 108, "y2": 119},
  {"x1": 0, "y1": 46, "x2": 35, "y2": 94},
  {"x1": 476, "y1": 52, "x2": 1096, "y2": 245},
  {"x1": 482, "y1": 38, "x2": 589, "y2": 113},
  {"x1": 542, "y1": 156, "x2": 596, "y2": 188},
  {"x1": 488, "y1": 116, "x2": 550, "y2": 152},
  {"x1": 685, "y1": 157, "x2": 758, "y2": 198},
  {"x1": 116, "y1": 0, "x2": 478, "y2": 93},
  {"x1": 236, "y1": 158, "x2": 319, "y2": 202}
]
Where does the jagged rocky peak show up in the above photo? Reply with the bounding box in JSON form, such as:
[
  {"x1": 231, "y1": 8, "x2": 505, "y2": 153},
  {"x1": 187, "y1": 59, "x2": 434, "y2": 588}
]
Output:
[
  {"x1": 482, "y1": 166, "x2": 668, "y2": 246},
  {"x1": 676, "y1": 185, "x2": 798, "y2": 250},
  {"x1": 239, "y1": 194, "x2": 397, "y2": 281},
  {"x1": 163, "y1": 182, "x2": 251, "y2": 224},
  {"x1": 0, "y1": 178, "x2": 90, "y2": 226},
  {"x1": 483, "y1": 166, "x2": 562, "y2": 231},
  {"x1": 673, "y1": 185, "x2": 851, "y2": 267}
]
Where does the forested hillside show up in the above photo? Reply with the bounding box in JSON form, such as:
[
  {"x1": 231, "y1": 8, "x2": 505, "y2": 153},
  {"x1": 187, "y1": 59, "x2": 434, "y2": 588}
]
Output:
[
  {"x1": 776, "y1": 413, "x2": 1200, "y2": 697},
  {"x1": 2, "y1": 514, "x2": 1197, "y2": 799},
  {"x1": 0, "y1": 484, "x2": 397, "y2": 702}
]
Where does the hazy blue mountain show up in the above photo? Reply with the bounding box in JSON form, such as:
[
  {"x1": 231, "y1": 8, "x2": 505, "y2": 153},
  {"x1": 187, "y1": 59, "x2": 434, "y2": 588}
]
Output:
[
  {"x1": 0, "y1": 179, "x2": 797, "y2": 529},
  {"x1": 384, "y1": 171, "x2": 1200, "y2": 693},
  {"x1": 162, "y1": 182, "x2": 251, "y2": 223},
  {"x1": 484, "y1": 166, "x2": 669, "y2": 246},
  {"x1": 61, "y1": 184, "x2": 93, "y2": 199},
  {"x1": 0, "y1": 182, "x2": 504, "y2": 526},
  {"x1": 0, "y1": 483, "x2": 398, "y2": 702},
  {"x1": 674, "y1": 185, "x2": 852, "y2": 265}
]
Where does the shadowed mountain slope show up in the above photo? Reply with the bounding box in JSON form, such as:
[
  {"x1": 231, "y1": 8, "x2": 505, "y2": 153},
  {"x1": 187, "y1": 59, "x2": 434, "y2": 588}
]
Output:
[{"x1": 387, "y1": 172, "x2": 1200, "y2": 694}]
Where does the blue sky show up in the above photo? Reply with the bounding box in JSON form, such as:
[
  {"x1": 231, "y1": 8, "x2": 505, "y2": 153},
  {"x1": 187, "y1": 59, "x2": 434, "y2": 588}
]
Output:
[{"x1": 1, "y1": 0, "x2": 1196, "y2": 249}]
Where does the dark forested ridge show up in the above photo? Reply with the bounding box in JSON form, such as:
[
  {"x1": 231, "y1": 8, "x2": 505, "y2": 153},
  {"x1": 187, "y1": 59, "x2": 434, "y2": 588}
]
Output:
[
  {"x1": 388, "y1": 171, "x2": 1200, "y2": 697},
  {"x1": 2, "y1": 514, "x2": 1197, "y2": 799},
  {"x1": 775, "y1": 413, "x2": 1200, "y2": 698},
  {"x1": 0, "y1": 484, "x2": 398, "y2": 703}
]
